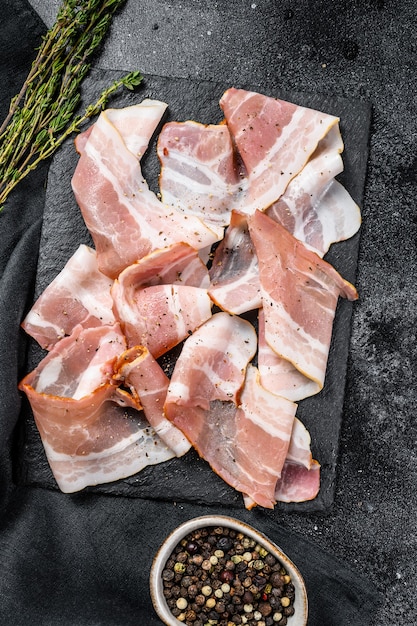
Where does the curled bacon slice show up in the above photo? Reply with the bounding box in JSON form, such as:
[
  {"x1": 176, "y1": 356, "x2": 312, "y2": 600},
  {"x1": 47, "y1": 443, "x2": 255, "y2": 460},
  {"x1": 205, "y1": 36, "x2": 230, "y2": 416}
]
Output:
[
  {"x1": 208, "y1": 210, "x2": 261, "y2": 315},
  {"x1": 164, "y1": 313, "x2": 297, "y2": 509},
  {"x1": 71, "y1": 105, "x2": 219, "y2": 279},
  {"x1": 158, "y1": 120, "x2": 246, "y2": 236},
  {"x1": 18, "y1": 324, "x2": 176, "y2": 493},
  {"x1": 220, "y1": 87, "x2": 340, "y2": 214},
  {"x1": 249, "y1": 210, "x2": 358, "y2": 392},
  {"x1": 112, "y1": 283, "x2": 212, "y2": 358},
  {"x1": 114, "y1": 346, "x2": 191, "y2": 457},
  {"x1": 21, "y1": 244, "x2": 114, "y2": 350}
]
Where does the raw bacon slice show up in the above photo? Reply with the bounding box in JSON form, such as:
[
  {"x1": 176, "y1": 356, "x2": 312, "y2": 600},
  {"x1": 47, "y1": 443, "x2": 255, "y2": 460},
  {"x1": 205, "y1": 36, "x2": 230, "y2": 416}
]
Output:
[
  {"x1": 274, "y1": 460, "x2": 321, "y2": 503},
  {"x1": 166, "y1": 363, "x2": 297, "y2": 510},
  {"x1": 114, "y1": 346, "x2": 191, "y2": 457},
  {"x1": 112, "y1": 283, "x2": 212, "y2": 358},
  {"x1": 258, "y1": 308, "x2": 319, "y2": 401},
  {"x1": 157, "y1": 120, "x2": 246, "y2": 236},
  {"x1": 71, "y1": 107, "x2": 219, "y2": 279},
  {"x1": 266, "y1": 124, "x2": 361, "y2": 256},
  {"x1": 165, "y1": 312, "x2": 257, "y2": 408},
  {"x1": 18, "y1": 324, "x2": 175, "y2": 493},
  {"x1": 208, "y1": 210, "x2": 261, "y2": 315},
  {"x1": 21, "y1": 244, "x2": 114, "y2": 350},
  {"x1": 75, "y1": 99, "x2": 168, "y2": 160},
  {"x1": 113, "y1": 242, "x2": 210, "y2": 291},
  {"x1": 248, "y1": 210, "x2": 358, "y2": 392},
  {"x1": 285, "y1": 417, "x2": 315, "y2": 469},
  {"x1": 220, "y1": 87, "x2": 339, "y2": 214}
]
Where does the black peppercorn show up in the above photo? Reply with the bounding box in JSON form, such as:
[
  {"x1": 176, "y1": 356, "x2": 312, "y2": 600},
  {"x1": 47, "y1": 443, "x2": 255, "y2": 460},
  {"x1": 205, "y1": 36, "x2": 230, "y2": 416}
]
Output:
[{"x1": 161, "y1": 526, "x2": 296, "y2": 625}]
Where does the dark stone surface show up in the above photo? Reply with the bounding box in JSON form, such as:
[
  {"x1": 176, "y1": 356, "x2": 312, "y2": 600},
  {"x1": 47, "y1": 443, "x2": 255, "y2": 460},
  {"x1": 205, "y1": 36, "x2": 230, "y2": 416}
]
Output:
[{"x1": 3, "y1": 0, "x2": 417, "y2": 624}]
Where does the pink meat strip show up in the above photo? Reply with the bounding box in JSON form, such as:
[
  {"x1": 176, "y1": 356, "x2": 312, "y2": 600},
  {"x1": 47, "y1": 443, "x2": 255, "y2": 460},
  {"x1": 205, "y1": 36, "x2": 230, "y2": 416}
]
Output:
[
  {"x1": 266, "y1": 124, "x2": 361, "y2": 256},
  {"x1": 71, "y1": 105, "x2": 219, "y2": 279},
  {"x1": 220, "y1": 87, "x2": 340, "y2": 214},
  {"x1": 257, "y1": 308, "x2": 320, "y2": 401},
  {"x1": 165, "y1": 312, "x2": 257, "y2": 408},
  {"x1": 164, "y1": 313, "x2": 297, "y2": 509},
  {"x1": 21, "y1": 244, "x2": 114, "y2": 350},
  {"x1": 18, "y1": 324, "x2": 176, "y2": 493},
  {"x1": 112, "y1": 242, "x2": 210, "y2": 291},
  {"x1": 112, "y1": 282, "x2": 212, "y2": 358},
  {"x1": 274, "y1": 460, "x2": 321, "y2": 503},
  {"x1": 75, "y1": 98, "x2": 168, "y2": 159},
  {"x1": 208, "y1": 210, "x2": 261, "y2": 315},
  {"x1": 157, "y1": 120, "x2": 246, "y2": 236},
  {"x1": 114, "y1": 346, "x2": 191, "y2": 457},
  {"x1": 248, "y1": 210, "x2": 358, "y2": 392}
]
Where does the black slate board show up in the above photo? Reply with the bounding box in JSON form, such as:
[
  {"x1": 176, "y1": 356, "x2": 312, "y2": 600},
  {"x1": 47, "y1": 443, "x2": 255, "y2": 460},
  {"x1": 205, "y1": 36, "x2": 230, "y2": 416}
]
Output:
[{"x1": 16, "y1": 70, "x2": 371, "y2": 512}]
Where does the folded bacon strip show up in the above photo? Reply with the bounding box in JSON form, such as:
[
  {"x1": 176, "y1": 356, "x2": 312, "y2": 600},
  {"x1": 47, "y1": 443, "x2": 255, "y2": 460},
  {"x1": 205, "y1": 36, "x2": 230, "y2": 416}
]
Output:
[
  {"x1": 114, "y1": 346, "x2": 191, "y2": 457},
  {"x1": 208, "y1": 210, "x2": 261, "y2": 315},
  {"x1": 158, "y1": 120, "x2": 245, "y2": 236},
  {"x1": 249, "y1": 209, "x2": 358, "y2": 392},
  {"x1": 113, "y1": 283, "x2": 212, "y2": 358},
  {"x1": 266, "y1": 124, "x2": 361, "y2": 256},
  {"x1": 71, "y1": 104, "x2": 219, "y2": 279},
  {"x1": 220, "y1": 87, "x2": 340, "y2": 214},
  {"x1": 164, "y1": 313, "x2": 297, "y2": 509},
  {"x1": 18, "y1": 324, "x2": 176, "y2": 493},
  {"x1": 21, "y1": 244, "x2": 114, "y2": 350}
]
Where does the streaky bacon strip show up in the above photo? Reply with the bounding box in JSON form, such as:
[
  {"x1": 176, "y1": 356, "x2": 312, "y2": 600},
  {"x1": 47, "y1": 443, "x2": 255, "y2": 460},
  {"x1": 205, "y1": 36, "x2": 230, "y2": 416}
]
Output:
[
  {"x1": 112, "y1": 242, "x2": 210, "y2": 291},
  {"x1": 220, "y1": 87, "x2": 339, "y2": 214},
  {"x1": 164, "y1": 313, "x2": 297, "y2": 509},
  {"x1": 71, "y1": 105, "x2": 219, "y2": 279},
  {"x1": 18, "y1": 324, "x2": 176, "y2": 493},
  {"x1": 165, "y1": 312, "x2": 257, "y2": 409},
  {"x1": 21, "y1": 244, "x2": 114, "y2": 350},
  {"x1": 257, "y1": 308, "x2": 320, "y2": 401},
  {"x1": 248, "y1": 209, "x2": 358, "y2": 392},
  {"x1": 114, "y1": 346, "x2": 191, "y2": 457},
  {"x1": 266, "y1": 124, "x2": 361, "y2": 256},
  {"x1": 274, "y1": 460, "x2": 321, "y2": 503},
  {"x1": 157, "y1": 120, "x2": 246, "y2": 236},
  {"x1": 208, "y1": 210, "x2": 261, "y2": 315},
  {"x1": 112, "y1": 283, "x2": 212, "y2": 358},
  {"x1": 166, "y1": 363, "x2": 297, "y2": 509}
]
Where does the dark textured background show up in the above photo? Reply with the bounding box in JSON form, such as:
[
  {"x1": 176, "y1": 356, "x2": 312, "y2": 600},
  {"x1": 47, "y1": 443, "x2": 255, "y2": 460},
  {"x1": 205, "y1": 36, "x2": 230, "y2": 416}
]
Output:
[{"x1": 1, "y1": 0, "x2": 416, "y2": 624}]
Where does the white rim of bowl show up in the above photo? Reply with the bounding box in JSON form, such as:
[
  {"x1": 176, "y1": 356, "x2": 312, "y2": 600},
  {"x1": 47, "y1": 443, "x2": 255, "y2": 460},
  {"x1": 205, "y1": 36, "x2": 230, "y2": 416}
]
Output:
[{"x1": 149, "y1": 514, "x2": 308, "y2": 626}]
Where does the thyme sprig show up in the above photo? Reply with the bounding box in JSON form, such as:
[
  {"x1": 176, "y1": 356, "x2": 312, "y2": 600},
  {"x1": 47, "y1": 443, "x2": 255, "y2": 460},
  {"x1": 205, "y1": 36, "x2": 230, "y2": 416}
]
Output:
[{"x1": 0, "y1": 0, "x2": 143, "y2": 210}]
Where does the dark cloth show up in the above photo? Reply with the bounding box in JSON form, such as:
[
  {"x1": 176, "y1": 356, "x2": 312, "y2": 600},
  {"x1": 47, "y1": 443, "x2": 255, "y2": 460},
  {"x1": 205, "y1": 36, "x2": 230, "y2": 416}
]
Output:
[{"x1": 0, "y1": 1, "x2": 382, "y2": 624}]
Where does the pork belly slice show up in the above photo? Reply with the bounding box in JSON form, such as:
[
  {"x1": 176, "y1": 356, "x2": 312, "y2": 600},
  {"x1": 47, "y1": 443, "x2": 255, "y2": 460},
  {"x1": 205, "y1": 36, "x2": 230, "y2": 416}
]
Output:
[
  {"x1": 166, "y1": 364, "x2": 297, "y2": 510},
  {"x1": 242, "y1": 415, "x2": 319, "y2": 508},
  {"x1": 75, "y1": 98, "x2": 168, "y2": 160},
  {"x1": 266, "y1": 124, "x2": 361, "y2": 256},
  {"x1": 274, "y1": 460, "x2": 321, "y2": 503},
  {"x1": 71, "y1": 107, "x2": 219, "y2": 279},
  {"x1": 165, "y1": 312, "x2": 257, "y2": 408},
  {"x1": 157, "y1": 120, "x2": 246, "y2": 236},
  {"x1": 220, "y1": 87, "x2": 339, "y2": 214},
  {"x1": 18, "y1": 324, "x2": 176, "y2": 493},
  {"x1": 208, "y1": 210, "x2": 261, "y2": 315},
  {"x1": 112, "y1": 242, "x2": 210, "y2": 291},
  {"x1": 114, "y1": 346, "x2": 191, "y2": 457},
  {"x1": 249, "y1": 210, "x2": 358, "y2": 392},
  {"x1": 21, "y1": 244, "x2": 114, "y2": 350},
  {"x1": 258, "y1": 308, "x2": 320, "y2": 401},
  {"x1": 164, "y1": 313, "x2": 297, "y2": 509},
  {"x1": 112, "y1": 282, "x2": 212, "y2": 358}
]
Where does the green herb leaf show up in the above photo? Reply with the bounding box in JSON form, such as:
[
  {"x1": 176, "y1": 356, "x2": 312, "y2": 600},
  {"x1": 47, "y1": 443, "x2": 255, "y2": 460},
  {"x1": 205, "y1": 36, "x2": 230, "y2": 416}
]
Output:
[{"x1": 0, "y1": 0, "x2": 143, "y2": 211}]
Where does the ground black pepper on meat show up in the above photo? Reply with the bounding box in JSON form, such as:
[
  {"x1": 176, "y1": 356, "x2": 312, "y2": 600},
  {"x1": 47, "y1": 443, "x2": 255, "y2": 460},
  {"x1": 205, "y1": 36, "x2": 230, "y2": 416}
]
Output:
[{"x1": 161, "y1": 526, "x2": 296, "y2": 626}]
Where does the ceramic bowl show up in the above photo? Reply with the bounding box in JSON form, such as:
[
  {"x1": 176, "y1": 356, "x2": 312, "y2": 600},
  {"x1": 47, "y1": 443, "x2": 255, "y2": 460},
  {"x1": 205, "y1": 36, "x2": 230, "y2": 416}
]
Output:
[{"x1": 150, "y1": 515, "x2": 308, "y2": 625}]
